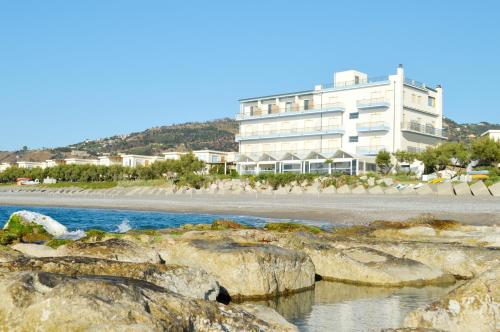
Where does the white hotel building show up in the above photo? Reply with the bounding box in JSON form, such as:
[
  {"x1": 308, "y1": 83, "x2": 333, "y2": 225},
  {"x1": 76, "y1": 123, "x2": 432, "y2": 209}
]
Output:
[{"x1": 235, "y1": 65, "x2": 445, "y2": 175}]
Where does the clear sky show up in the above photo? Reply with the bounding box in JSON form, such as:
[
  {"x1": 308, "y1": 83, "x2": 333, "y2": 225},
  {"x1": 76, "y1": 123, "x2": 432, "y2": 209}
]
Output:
[{"x1": 1, "y1": 0, "x2": 499, "y2": 151}]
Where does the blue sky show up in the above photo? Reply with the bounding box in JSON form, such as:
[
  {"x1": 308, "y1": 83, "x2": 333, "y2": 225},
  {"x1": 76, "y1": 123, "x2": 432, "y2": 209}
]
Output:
[{"x1": 1, "y1": 1, "x2": 499, "y2": 151}]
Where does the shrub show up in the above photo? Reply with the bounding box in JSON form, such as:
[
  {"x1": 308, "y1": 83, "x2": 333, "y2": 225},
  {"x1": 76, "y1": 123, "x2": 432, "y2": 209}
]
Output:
[{"x1": 264, "y1": 222, "x2": 323, "y2": 234}]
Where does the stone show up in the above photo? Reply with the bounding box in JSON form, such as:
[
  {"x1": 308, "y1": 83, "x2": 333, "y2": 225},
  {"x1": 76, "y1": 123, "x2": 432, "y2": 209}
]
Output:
[
  {"x1": 400, "y1": 187, "x2": 417, "y2": 195},
  {"x1": 0, "y1": 271, "x2": 293, "y2": 331},
  {"x1": 277, "y1": 235, "x2": 453, "y2": 287},
  {"x1": 436, "y1": 182, "x2": 455, "y2": 196},
  {"x1": 383, "y1": 187, "x2": 400, "y2": 195},
  {"x1": 404, "y1": 265, "x2": 500, "y2": 332},
  {"x1": 303, "y1": 185, "x2": 320, "y2": 194},
  {"x1": 236, "y1": 304, "x2": 299, "y2": 332},
  {"x1": 470, "y1": 180, "x2": 491, "y2": 196},
  {"x1": 368, "y1": 185, "x2": 385, "y2": 195},
  {"x1": 321, "y1": 186, "x2": 336, "y2": 194},
  {"x1": 155, "y1": 239, "x2": 316, "y2": 300},
  {"x1": 289, "y1": 186, "x2": 304, "y2": 194},
  {"x1": 453, "y1": 182, "x2": 472, "y2": 196},
  {"x1": 0, "y1": 256, "x2": 220, "y2": 301},
  {"x1": 0, "y1": 246, "x2": 23, "y2": 262},
  {"x1": 58, "y1": 238, "x2": 161, "y2": 264},
  {"x1": 367, "y1": 177, "x2": 375, "y2": 187},
  {"x1": 488, "y1": 182, "x2": 500, "y2": 197},
  {"x1": 381, "y1": 178, "x2": 394, "y2": 186},
  {"x1": 274, "y1": 185, "x2": 291, "y2": 195},
  {"x1": 336, "y1": 184, "x2": 351, "y2": 194},
  {"x1": 416, "y1": 184, "x2": 436, "y2": 195},
  {"x1": 351, "y1": 185, "x2": 367, "y2": 194},
  {"x1": 11, "y1": 243, "x2": 61, "y2": 258}
]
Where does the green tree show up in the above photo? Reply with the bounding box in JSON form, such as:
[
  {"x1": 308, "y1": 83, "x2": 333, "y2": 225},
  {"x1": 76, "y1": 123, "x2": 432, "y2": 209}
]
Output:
[
  {"x1": 470, "y1": 137, "x2": 500, "y2": 166},
  {"x1": 375, "y1": 150, "x2": 392, "y2": 174}
]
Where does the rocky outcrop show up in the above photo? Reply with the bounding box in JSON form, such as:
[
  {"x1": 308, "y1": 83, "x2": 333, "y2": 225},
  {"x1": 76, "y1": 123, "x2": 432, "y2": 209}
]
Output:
[
  {"x1": 0, "y1": 246, "x2": 23, "y2": 262},
  {"x1": 236, "y1": 304, "x2": 299, "y2": 332},
  {"x1": 154, "y1": 238, "x2": 316, "y2": 300},
  {"x1": 0, "y1": 256, "x2": 220, "y2": 301},
  {"x1": 276, "y1": 233, "x2": 453, "y2": 287},
  {"x1": 0, "y1": 271, "x2": 294, "y2": 331},
  {"x1": 58, "y1": 238, "x2": 161, "y2": 263},
  {"x1": 404, "y1": 265, "x2": 500, "y2": 332}
]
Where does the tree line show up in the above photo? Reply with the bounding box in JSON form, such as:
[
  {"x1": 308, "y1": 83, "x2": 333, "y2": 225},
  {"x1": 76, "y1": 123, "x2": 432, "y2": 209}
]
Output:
[{"x1": 0, "y1": 153, "x2": 205, "y2": 184}]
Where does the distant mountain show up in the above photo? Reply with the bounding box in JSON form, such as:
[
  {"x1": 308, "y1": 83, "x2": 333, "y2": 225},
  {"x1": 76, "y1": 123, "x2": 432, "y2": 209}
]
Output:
[
  {"x1": 443, "y1": 118, "x2": 500, "y2": 142},
  {"x1": 1, "y1": 117, "x2": 498, "y2": 163}
]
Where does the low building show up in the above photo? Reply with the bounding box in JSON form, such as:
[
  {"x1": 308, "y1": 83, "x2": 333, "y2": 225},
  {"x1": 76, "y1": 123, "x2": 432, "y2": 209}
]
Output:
[
  {"x1": 121, "y1": 154, "x2": 160, "y2": 167},
  {"x1": 64, "y1": 158, "x2": 99, "y2": 165},
  {"x1": 163, "y1": 150, "x2": 237, "y2": 174},
  {"x1": 98, "y1": 155, "x2": 123, "y2": 166},
  {"x1": 481, "y1": 129, "x2": 500, "y2": 141},
  {"x1": 163, "y1": 151, "x2": 188, "y2": 160},
  {"x1": 0, "y1": 163, "x2": 11, "y2": 172},
  {"x1": 45, "y1": 160, "x2": 65, "y2": 168},
  {"x1": 17, "y1": 161, "x2": 46, "y2": 169}
]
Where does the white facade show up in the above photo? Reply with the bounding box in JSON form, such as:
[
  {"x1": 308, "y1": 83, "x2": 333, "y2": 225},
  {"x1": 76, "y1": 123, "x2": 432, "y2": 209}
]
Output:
[
  {"x1": 481, "y1": 129, "x2": 500, "y2": 141},
  {"x1": 17, "y1": 161, "x2": 47, "y2": 169},
  {"x1": 236, "y1": 65, "x2": 445, "y2": 175},
  {"x1": 45, "y1": 160, "x2": 64, "y2": 168},
  {"x1": 121, "y1": 154, "x2": 160, "y2": 167},
  {"x1": 64, "y1": 158, "x2": 99, "y2": 166},
  {"x1": 0, "y1": 163, "x2": 11, "y2": 172},
  {"x1": 98, "y1": 156, "x2": 123, "y2": 166}
]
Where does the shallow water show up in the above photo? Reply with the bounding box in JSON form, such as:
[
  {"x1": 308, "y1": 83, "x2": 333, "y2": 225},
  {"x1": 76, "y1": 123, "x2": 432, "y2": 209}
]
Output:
[
  {"x1": 0, "y1": 205, "x2": 281, "y2": 232},
  {"x1": 247, "y1": 280, "x2": 457, "y2": 332}
]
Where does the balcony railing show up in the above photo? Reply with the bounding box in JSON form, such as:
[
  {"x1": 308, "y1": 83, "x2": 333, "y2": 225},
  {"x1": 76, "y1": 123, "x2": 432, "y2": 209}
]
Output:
[
  {"x1": 237, "y1": 149, "x2": 343, "y2": 161},
  {"x1": 235, "y1": 125, "x2": 343, "y2": 141},
  {"x1": 236, "y1": 102, "x2": 345, "y2": 120},
  {"x1": 321, "y1": 76, "x2": 389, "y2": 89},
  {"x1": 356, "y1": 146, "x2": 387, "y2": 155},
  {"x1": 356, "y1": 98, "x2": 390, "y2": 109},
  {"x1": 401, "y1": 122, "x2": 447, "y2": 138},
  {"x1": 404, "y1": 78, "x2": 427, "y2": 89},
  {"x1": 356, "y1": 121, "x2": 390, "y2": 132}
]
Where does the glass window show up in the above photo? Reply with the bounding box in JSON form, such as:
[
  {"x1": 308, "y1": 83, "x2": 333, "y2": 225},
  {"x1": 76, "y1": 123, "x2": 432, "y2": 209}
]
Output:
[
  {"x1": 349, "y1": 136, "x2": 358, "y2": 143},
  {"x1": 428, "y1": 96, "x2": 436, "y2": 107},
  {"x1": 303, "y1": 99, "x2": 309, "y2": 110},
  {"x1": 285, "y1": 102, "x2": 292, "y2": 112},
  {"x1": 354, "y1": 76, "x2": 360, "y2": 84},
  {"x1": 349, "y1": 112, "x2": 359, "y2": 119}
]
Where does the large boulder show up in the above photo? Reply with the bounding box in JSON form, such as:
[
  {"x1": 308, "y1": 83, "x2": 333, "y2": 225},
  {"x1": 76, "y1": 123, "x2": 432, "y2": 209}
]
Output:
[
  {"x1": 488, "y1": 182, "x2": 500, "y2": 197},
  {"x1": 453, "y1": 182, "x2": 472, "y2": 196},
  {"x1": 470, "y1": 180, "x2": 491, "y2": 196},
  {"x1": 0, "y1": 271, "x2": 294, "y2": 331},
  {"x1": 154, "y1": 238, "x2": 316, "y2": 300},
  {"x1": 0, "y1": 256, "x2": 219, "y2": 301},
  {"x1": 404, "y1": 265, "x2": 500, "y2": 332},
  {"x1": 436, "y1": 182, "x2": 455, "y2": 196},
  {"x1": 277, "y1": 234, "x2": 453, "y2": 287},
  {"x1": 58, "y1": 238, "x2": 161, "y2": 263}
]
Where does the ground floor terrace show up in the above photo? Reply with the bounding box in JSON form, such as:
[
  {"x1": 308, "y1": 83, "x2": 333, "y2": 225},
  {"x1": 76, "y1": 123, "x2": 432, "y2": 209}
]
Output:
[{"x1": 236, "y1": 150, "x2": 376, "y2": 176}]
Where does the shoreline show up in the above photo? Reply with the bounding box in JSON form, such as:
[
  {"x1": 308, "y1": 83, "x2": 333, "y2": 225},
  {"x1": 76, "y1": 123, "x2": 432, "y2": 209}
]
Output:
[{"x1": 1, "y1": 192, "x2": 499, "y2": 226}]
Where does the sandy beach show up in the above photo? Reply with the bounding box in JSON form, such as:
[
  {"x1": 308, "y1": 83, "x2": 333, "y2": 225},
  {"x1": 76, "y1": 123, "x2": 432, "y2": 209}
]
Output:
[{"x1": 0, "y1": 190, "x2": 499, "y2": 226}]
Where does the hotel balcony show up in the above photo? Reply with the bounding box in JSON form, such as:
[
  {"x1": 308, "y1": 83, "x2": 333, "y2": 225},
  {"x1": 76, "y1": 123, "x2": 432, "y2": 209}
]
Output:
[
  {"x1": 401, "y1": 122, "x2": 447, "y2": 139},
  {"x1": 235, "y1": 125, "x2": 344, "y2": 142},
  {"x1": 356, "y1": 121, "x2": 390, "y2": 132},
  {"x1": 356, "y1": 145, "x2": 387, "y2": 155},
  {"x1": 356, "y1": 98, "x2": 390, "y2": 109},
  {"x1": 236, "y1": 102, "x2": 345, "y2": 121}
]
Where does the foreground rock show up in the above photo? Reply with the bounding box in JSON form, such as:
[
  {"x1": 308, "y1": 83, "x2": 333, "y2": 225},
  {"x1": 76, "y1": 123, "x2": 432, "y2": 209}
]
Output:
[
  {"x1": 404, "y1": 265, "x2": 500, "y2": 332},
  {"x1": 0, "y1": 246, "x2": 23, "y2": 262},
  {"x1": 155, "y1": 238, "x2": 316, "y2": 300},
  {"x1": 0, "y1": 256, "x2": 219, "y2": 301},
  {"x1": 276, "y1": 233, "x2": 454, "y2": 287},
  {"x1": 0, "y1": 271, "x2": 295, "y2": 331},
  {"x1": 58, "y1": 238, "x2": 161, "y2": 263}
]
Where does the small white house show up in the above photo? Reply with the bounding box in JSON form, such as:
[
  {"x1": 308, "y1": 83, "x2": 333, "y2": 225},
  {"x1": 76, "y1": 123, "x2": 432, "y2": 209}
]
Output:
[
  {"x1": 64, "y1": 158, "x2": 99, "y2": 165},
  {"x1": 45, "y1": 160, "x2": 65, "y2": 168},
  {"x1": 163, "y1": 151, "x2": 188, "y2": 161},
  {"x1": 0, "y1": 163, "x2": 11, "y2": 172},
  {"x1": 481, "y1": 129, "x2": 500, "y2": 141},
  {"x1": 17, "y1": 161, "x2": 47, "y2": 169},
  {"x1": 121, "y1": 154, "x2": 160, "y2": 167},
  {"x1": 98, "y1": 156, "x2": 123, "y2": 166}
]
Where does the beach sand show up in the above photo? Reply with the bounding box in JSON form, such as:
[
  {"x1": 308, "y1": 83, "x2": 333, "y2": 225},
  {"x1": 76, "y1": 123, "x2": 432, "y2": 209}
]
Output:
[{"x1": 0, "y1": 191, "x2": 498, "y2": 226}]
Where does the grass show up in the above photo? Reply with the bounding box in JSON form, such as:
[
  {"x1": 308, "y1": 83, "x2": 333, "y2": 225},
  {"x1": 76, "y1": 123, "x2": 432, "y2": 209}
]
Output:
[
  {"x1": 1, "y1": 214, "x2": 53, "y2": 244},
  {"x1": 116, "y1": 179, "x2": 170, "y2": 187},
  {"x1": 264, "y1": 222, "x2": 323, "y2": 234},
  {"x1": 81, "y1": 229, "x2": 106, "y2": 241},
  {"x1": 45, "y1": 239, "x2": 72, "y2": 249},
  {"x1": 211, "y1": 219, "x2": 252, "y2": 230}
]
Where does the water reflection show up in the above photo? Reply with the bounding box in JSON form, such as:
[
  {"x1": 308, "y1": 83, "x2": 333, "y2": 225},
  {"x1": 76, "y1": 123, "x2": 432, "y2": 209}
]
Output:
[{"x1": 246, "y1": 281, "x2": 458, "y2": 332}]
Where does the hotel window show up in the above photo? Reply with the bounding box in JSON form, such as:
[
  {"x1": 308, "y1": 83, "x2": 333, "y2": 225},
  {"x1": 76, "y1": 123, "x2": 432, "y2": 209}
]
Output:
[
  {"x1": 349, "y1": 112, "x2": 359, "y2": 119},
  {"x1": 349, "y1": 136, "x2": 358, "y2": 143},
  {"x1": 428, "y1": 96, "x2": 436, "y2": 107},
  {"x1": 355, "y1": 75, "x2": 360, "y2": 84},
  {"x1": 303, "y1": 99, "x2": 310, "y2": 110},
  {"x1": 267, "y1": 104, "x2": 272, "y2": 113},
  {"x1": 285, "y1": 102, "x2": 292, "y2": 112}
]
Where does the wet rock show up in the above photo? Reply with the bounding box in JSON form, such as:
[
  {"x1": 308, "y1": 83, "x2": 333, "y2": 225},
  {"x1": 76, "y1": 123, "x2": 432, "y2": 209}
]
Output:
[
  {"x1": 58, "y1": 238, "x2": 161, "y2": 263},
  {"x1": 155, "y1": 238, "x2": 316, "y2": 300},
  {"x1": 0, "y1": 256, "x2": 219, "y2": 300},
  {"x1": 0, "y1": 271, "x2": 292, "y2": 331},
  {"x1": 277, "y1": 234, "x2": 453, "y2": 287},
  {"x1": 404, "y1": 265, "x2": 500, "y2": 332}
]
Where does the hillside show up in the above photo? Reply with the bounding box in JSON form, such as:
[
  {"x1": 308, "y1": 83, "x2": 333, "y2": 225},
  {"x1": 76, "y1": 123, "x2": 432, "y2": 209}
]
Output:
[
  {"x1": 443, "y1": 118, "x2": 500, "y2": 142},
  {"x1": 1, "y1": 117, "x2": 498, "y2": 163}
]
